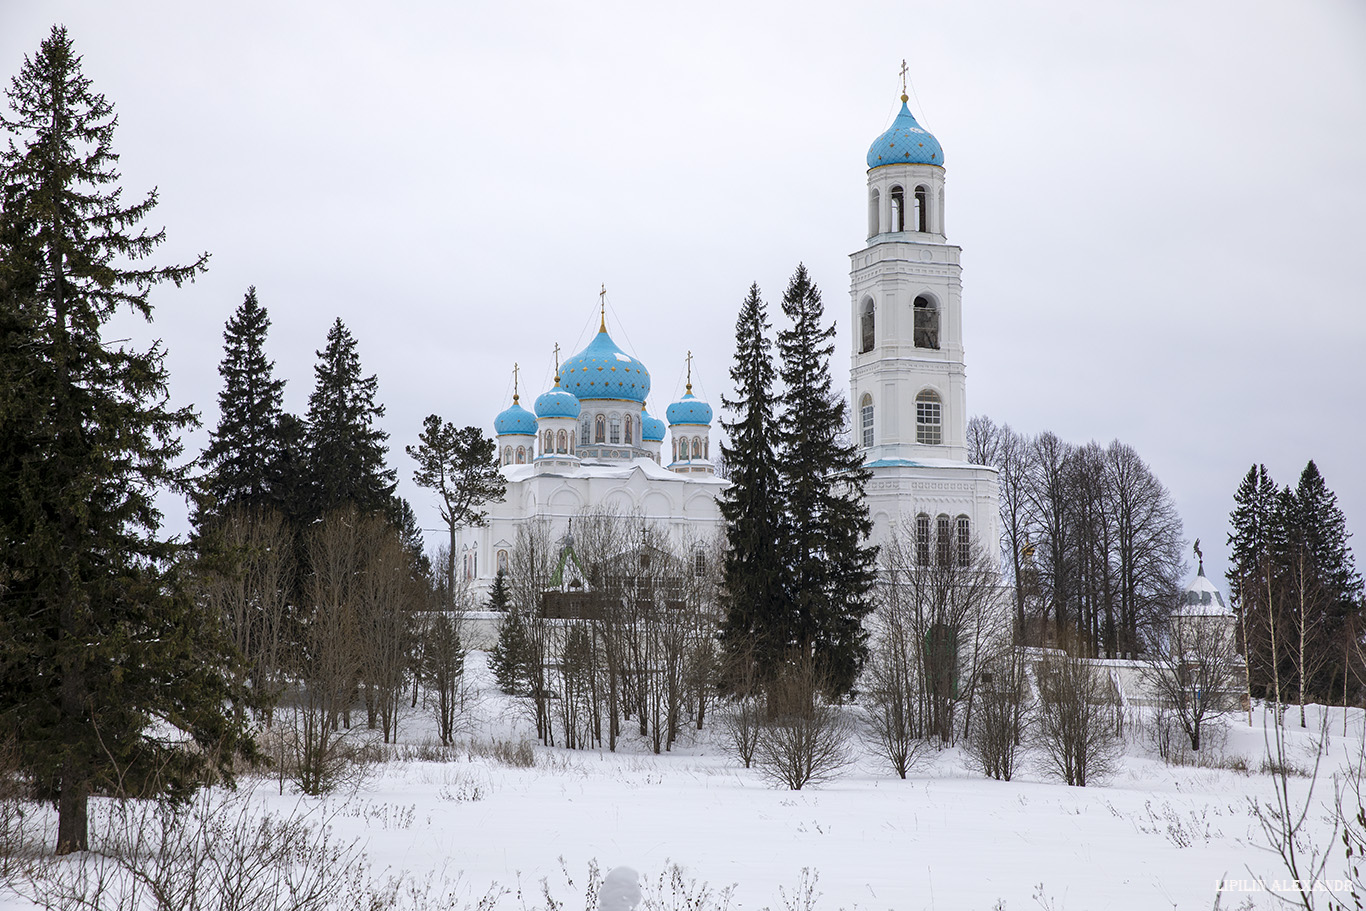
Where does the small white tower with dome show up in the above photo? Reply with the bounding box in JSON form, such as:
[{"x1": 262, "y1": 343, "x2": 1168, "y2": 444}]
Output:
[
  {"x1": 666, "y1": 352, "x2": 714, "y2": 476},
  {"x1": 494, "y1": 365, "x2": 537, "y2": 467},
  {"x1": 533, "y1": 345, "x2": 582, "y2": 470}
]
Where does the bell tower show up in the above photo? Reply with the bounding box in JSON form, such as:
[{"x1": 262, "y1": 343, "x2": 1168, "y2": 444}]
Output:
[
  {"x1": 851, "y1": 84, "x2": 966, "y2": 464},
  {"x1": 851, "y1": 77, "x2": 1000, "y2": 566}
]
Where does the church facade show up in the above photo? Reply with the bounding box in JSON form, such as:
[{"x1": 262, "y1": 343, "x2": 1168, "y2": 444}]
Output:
[{"x1": 456, "y1": 89, "x2": 1000, "y2": 595}]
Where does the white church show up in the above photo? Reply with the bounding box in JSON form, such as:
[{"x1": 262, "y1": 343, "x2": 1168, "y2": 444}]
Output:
[{"x1": 456, "y1": 87, "x2": 1000, "y2": 591}]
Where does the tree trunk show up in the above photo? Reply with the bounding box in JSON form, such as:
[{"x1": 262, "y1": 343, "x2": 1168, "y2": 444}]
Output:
[{"x1": 55, "y1": 765, "x2": 88, "y2": 855}]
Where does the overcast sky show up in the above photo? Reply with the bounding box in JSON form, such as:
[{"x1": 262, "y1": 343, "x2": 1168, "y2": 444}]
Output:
[{"x1": 5, "y1": 0, "x2": 1364, "y2": 588}]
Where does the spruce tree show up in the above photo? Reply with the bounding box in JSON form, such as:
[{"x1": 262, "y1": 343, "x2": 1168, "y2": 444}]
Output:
[
  {"x1": 1226, "y1": 463, "x2": 1280, "y2": 610},
  {"x1": 717, "y1": 283, "x2": 788, "y2": 689},
  {"x1": 487, "y1": 571, "x2": 530, "y2": 694},
  {"x1": 304, "y1": 317, "x2": 396, "y2": 519},
  {"x1": 774, "y1": 264, "x2": 877, "y2": 697},
  {"x1": 0, "y1": 27, "x2": 255, "y2": 853},
  {"x1": 198, "y1": 286, "x2": 287, "y2": 528}
]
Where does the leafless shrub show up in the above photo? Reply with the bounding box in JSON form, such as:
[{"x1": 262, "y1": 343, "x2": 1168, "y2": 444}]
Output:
[
  {"x1": 467, "y1": 738, "x2": 537, "y2": 769},
  {"x1": 718, "y1": 696, "x2": 764, "y2": 769},
  {"x1": 753, "y1": 664, "x2": 854, "y2": 791},
  {"x1": 0, "y1": 733, "x2": 33, "y2": 883},
  {"x1": 22, "y1": 788, "x2": 376, "y2": 911},
  {"x1": 965, "y1": 648, "x2": 1031, "y2": 781},
  {"x1": 1031, "y1": 648, "x2": 1121, "y2": 786}
]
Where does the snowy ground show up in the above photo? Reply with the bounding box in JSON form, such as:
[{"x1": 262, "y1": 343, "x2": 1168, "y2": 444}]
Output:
[{"x1": 5, "y1": 654, "x2": 1362, "y2": 911}]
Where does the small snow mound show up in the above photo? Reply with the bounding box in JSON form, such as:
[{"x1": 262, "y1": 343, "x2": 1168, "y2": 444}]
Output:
[{"x1": 599, "y1": 866, "x2": 642, "y2": 911}]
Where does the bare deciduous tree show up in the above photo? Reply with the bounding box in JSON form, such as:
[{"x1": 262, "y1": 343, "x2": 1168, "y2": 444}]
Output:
[
  {"x1": 753, "y1": 661, "x2": 854, "y2": 790},
  {"x1": 965, "y1": 646, "x2": 1031, "y2": 781},
  {"x1": 1031, "y1": 647, "x2": 1122, "y2": 787},
  {"x1": 1140, "y1": 609, "x2": 1240, "y2": 751}
]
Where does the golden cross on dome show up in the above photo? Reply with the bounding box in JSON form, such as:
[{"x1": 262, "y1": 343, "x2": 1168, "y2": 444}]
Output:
[
  {"x1": 553, "y1": 343, "x2": 561, "y2": 382},
  {"x1": 599, "y1": 284, "x2": 607, "y2": 332},
  {"x1": 899, "y1": 59, "x2": 910, "y2": 103},
  {"x1": 512, "y1": 362, "x2": 520, "y2": 402},
  {"x1": 685, "y1": 350, "x2": 693, "y2": 394}
]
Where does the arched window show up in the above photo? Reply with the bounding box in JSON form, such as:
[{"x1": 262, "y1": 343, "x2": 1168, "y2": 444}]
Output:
[
  {"x1": 624, "y1": 414, "x2": 633, "y2": 444},
  {"x1": 916, "y1": 513, "x2": 931, "y2": 565},
  {"x1": 916, "y1": 390, "x2": 942, "y2": 445},
  {"x1": 594, "y1": 414, "x2": 606, "y2": 443},
  {"x1": 914, "y1": 294, "x2": 940, "y2": 349},
  {"x1": 956, "y1": 515, "x2": 971, "y2": 567},
  {"x1": 502, "y1": 445, "x2": 512, "y2": 466},
  {"x1": 580, "y1": 416, "x2": 591, "y2": 446},
  {"x1": 890, "y1": 185, "x2": 905, "y2": 232},
  {"x1": 609, "y1": 415, "x2": 621, "y2": 444},
  {"x1": 516, "y1": 446, "x2": 526, "y2": 464},
  {"x1": 556, "y1": 429, "x2": 568, "y2": 453},
  {"x1": 860, "y1": 393, "x2": 874, "y2": 448},
  {"x1": 914, "y1": 185, "x2": 928, "y2": 232},
  {"x1": 672, "y1": 438, "x2": 678, "y2": 462},
  {"x1": 543, "y1": 429, "x2": 553, "y2": 454},
  {"x1": 937, "y1": 514, "x2": 952, "y2": 566},
  {"x1": 692, "y1": 436, "x2": 702, "y2": 459},
  {"x1": 868, "y1": 188, "x2": 881, "y2": 236},
  {"x1": 497, "y1": 549, "x2": 509, "y2": 574},
  {"x1": 860, "y1": 299, "x2": 875, "y2": 353},
  {"x1": 694, "y1": 550, "x2": 707, "y2": 577}
]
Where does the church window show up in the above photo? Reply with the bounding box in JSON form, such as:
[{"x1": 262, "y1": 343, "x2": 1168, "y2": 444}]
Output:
[
  {"x1": 624, "y1": 414, "x2": 633, "y2": 444},
  {"x1": 914, "y1": 295, "x2": 939, "y2": 349},
  {"x1": 890, "y1": 185, "x2": 905, "y2": 232},
  {"x1": 916, "y1": 390, "x2": 942, "y2": 445},
  {"x1": 516, "y1": 446, "x2": 526, "y2": 464},
  {"x1": 692, "y1": 436, "x2": 702, "y2": 459},
  {"x1": 543, "y1": 430, "x2": 553, "y2": 454},
  {"x1": 956, "y1": 515, "x2": 971, "y2": 567},
  {"x1": 497, "y1": 549, "x2": 509, "y2": 574},
  {"x1": 860, "y1": 299, "x2": 875, "y2": 353},
  {"x1": 609, "y1": 415, "x2": 621, "y2": 444},
  {"x1": 581, "y1": 416, "x2": 591, "y2": 446},
  {"x1": 502, "y1": 445, "x2": 512, "y2": 466},
  {"x1": 595, "y1": 414, "x2": 606, "y2": 443},
  {"x1": 556, "y1": 429, "x2": 568, "y2": 453},
  {"x1": 860, "y1": 394, "x2": 874, "y2": 448},
  {"x1": 694, "y1": 550, "x2": 707, "y2": 577},
  {"x1": 916, "y1": 514, "x2": 931, "y2": 566},
  {"x1": 868, "y1": 188, "x2": 881, "y2": 236},
  {"x1": 937, "y1": 514, "x2": 952, "y2": 566},
  {"x1": 914, "y1": 185, "x2": 928, "y2": 232}
]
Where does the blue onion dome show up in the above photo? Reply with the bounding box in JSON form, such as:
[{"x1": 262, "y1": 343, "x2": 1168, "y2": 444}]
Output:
[
  {"x1": 495, "y1": 397, "x2": 537, "y2": 435},
  {"x1": 666, "y1": 389, "x2": 712, "y2": 426},
  {"x1": 641, "y1": 409, "x2": 666, "y2": 442},
  {"x1": 534, "y1": 377, "x2": 581, "y2": 419},
  {"x1": 867, "y1": 96, "x2": 943, "y2": 168},
  {"x1": 560, "y1": 325, "x2": 651, "y2": 404}
]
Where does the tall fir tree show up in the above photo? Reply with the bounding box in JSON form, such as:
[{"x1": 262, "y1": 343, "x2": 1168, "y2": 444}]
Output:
[
  {"x1": 1226, "y1": 463, "x2": 1280, "y2": 611},
  {"x1": 0, "y1": 26, "x2": 255, "y2": 854},
  {"x1": 304, "y1": 317, "x2": 396, "y2": 519},
  {"x1": 197, "y1": 285, "x2": 287, "y2": 528},
  {"x1": 716, "y1": 283, "x2": 789, "y2": 689},
  {"x1": 774, "y1": 264, "x2": 878, "y2": 697}
]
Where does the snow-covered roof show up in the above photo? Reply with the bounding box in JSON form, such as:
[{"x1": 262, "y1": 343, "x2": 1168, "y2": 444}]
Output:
[
  {"x1": 1174, "y1": 564, "x2": 1232, "y2": 617},
  {"x1": 500, "y1": 456, "x2": 727, "y2": 487}
]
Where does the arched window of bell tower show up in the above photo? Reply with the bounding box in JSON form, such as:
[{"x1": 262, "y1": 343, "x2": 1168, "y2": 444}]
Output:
[
  {"x1": 914, "y1": 185, "x2": 929, "y2": 232},
  {"x1": 889, "y1": 185, "x2": 905, "y2": 232},
  {"x1": 914, "y1": 294, "x2": 940, "y2": 350},
  {"x1": 860, "y1": 393, "x2": 874, "y2": 448},
  {"x1": 860, "y1": 299, "x2": 875, "y2": 353},
  {"x1": 594, "y1": 414, "x2": 606, "y2": 444},
  {"x1": 868, "y1": 188, "x2": 881, "y2": 237}
]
